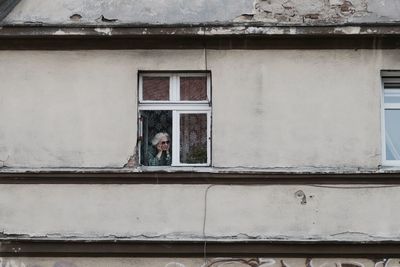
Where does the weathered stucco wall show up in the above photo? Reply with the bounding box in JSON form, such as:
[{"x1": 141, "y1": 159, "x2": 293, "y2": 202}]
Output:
[
  {"x1": 2, "y1": 0, "x2": 400, "y2": 25},
  {"x1": 252, "y1": 0, "x2": 400, "y2": 24},
  {"x1": 0, "y1": 257, "x2": 399, "y2": 267},
  {"x1": 0, "y1": 50, "x2": 205, "y2": 168},
  {"x1": 1, "y1": 184, "x2": 400, "y2": 241},
  {"x1": 210, "y1": 49, "x2": 391, "y2": 169},
  {"x1": 1, "y1": 49, "x2": 399, "y2": 169},
  {"x1": 2, "y1": 0, "x2": 253, "y2": 24}
]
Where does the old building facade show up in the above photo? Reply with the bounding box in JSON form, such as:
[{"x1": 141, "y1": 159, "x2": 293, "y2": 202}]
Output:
[{"x1": 1, "y1": 0, "x2": 400, "y2": 266}]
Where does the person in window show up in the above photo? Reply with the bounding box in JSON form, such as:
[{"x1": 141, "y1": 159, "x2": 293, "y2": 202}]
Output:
[{"x1": 148, "y1": 132, "x2": 171, "y2": 166}]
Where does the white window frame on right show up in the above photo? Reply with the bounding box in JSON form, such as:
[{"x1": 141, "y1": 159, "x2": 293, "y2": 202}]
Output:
[
  {"x1": 381, "y1": 70, "x2": 400, "y2": 166},
  {"x1": 138, "y1": 71, "x2": 212, "y2": 167}
]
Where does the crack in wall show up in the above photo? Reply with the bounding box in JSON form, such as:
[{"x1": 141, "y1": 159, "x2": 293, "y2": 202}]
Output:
[{"x1": 0, "y1": 155, "x2": 9, "y2": 168}]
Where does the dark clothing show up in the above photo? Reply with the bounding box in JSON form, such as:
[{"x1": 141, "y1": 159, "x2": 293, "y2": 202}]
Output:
[{"x1": 148, "y1": 147, "x2": 171, "y2": 166}]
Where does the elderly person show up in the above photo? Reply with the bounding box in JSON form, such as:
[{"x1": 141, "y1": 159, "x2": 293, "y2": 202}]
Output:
[{"x1": 148, "y1": 132, "x2": 171, "y2": 166}]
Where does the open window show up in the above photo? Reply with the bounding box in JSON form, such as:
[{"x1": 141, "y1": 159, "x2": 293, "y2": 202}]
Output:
[
  {"x1": 138, "y1": 72, "x2": 211, "y2": 167},
  {"x1": 382, "y1": 70, "x2": 400, "y2": 166}
]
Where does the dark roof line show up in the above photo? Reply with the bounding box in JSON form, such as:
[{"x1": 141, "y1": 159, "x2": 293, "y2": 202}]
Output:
[{"x1": 0, "y1": 0, "x2": 21, "y2": 22}]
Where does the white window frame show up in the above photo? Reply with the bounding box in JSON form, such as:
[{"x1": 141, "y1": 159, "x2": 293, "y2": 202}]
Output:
[
  {"x1": 138, "y1": 72, "x2": 211, "y2": 167},
  {"x1": 381, "y1": 71, "x2": 400, "y2": 166}
]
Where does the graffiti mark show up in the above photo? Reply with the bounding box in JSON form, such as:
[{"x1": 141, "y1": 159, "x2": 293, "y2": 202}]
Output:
[
  {"x1": 0, "y1": 259, "x2": 76, "y2": 267},
  {"x1": 53, "y1": 261, "x2": 78, "y2": 267},
  {"x1": 204, "y1": 258, "x2": 266, "y2": 267},
  {"x1": 341, "y1": 262, "x2": 365, "y2": 267},
  {"x1": 0, "y1": 257, "x2": 399, "y2": 267},
  {"x1": 259, "y1": 259, "x2": 276, "y2": 267},
  {"x1": 0, "y1": 260, "x2": 26, "y2": 267}
]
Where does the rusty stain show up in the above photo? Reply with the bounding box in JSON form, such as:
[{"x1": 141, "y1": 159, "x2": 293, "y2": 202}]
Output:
[{"x1": 205, "y1": 258, "x2": 261, "y2": 267}]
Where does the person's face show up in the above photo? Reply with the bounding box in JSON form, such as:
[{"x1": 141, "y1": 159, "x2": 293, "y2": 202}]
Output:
[{"x1": 158, "y1": 136, "x2": 170, "y2": 151}]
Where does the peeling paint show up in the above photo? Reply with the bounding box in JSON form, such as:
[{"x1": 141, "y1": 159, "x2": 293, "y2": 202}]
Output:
[
  {"x1": 334, "y1": 26, "x2": 361, "y2": 34},
  {"x1": 0, "y1": 0, "x2": 398, "y2": 26},
  {"x1": 209, "y1": 27, "x2": 236, "y2": 35},
  {"x1": 2, "y1": 0, "x2": 254, "y2": 25},
  {"x1": 245, "y1": 27, "x2": 285, "y2": 35},
  {"x1": 365, "y1": 29, "x2": 377, "y2": 34},
  {"x1": 1, "y1": 164, "x2": 398, "y2": 174},
  {"x1": 94, "y1": 27, "x2": 112, "y2": 35},
  {"x1": 253, "y1": 0, "x2": 372, "y2": 24},
  {"x1": 54, "y1": 29, "x2": 66, "y2": 35},
  {"x1": 53, "y1": 29, "x2": 86, "y2": 35}
]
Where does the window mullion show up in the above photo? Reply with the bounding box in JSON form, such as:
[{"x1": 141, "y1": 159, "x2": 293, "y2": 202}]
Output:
[
  {"x1": 207, "y1": 111, "x2": 211, "y2": 166},
  {"x1": 138, "y1": 75, "x2": 143, "y2": 102},
  {"x1": 170, "y1": 75, "x2": 178, "y2": 101},
  {"x1": 207, "y1": 73, "x2": 211, "y2": 103},
  {"x1": 172, "y1": 110, "x2": 180, "y2": 166},
  {"x1": 169, "y1": 75, "x2": 174, "y2": 101}
]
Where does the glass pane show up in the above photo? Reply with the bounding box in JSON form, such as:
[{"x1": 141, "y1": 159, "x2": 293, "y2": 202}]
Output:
[
  {"x1": 140, "y1": 110, "x2": 172, "y2": 166},
  {"x1": 180, "y1": 113, "x2": 207, "y2": 164},
  {"x1": 385, "y1": 109, "x2": 400, "y2": 160},
  {"x1": 384, "y1": 89, "x2": 400, "y2": 103},
  {"x1": 142, "y1": 77, "x2": 170, "y2": 101},
  {"x1": 180, "y1": 77, "x2": 207, "y2": 101}
]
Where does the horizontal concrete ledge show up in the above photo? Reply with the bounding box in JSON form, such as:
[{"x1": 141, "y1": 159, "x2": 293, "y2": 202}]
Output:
[
  {"x1": 1, "y1": 24, "x2": 400, "y2": 38},
  {"x1": 1, "y1": 240, "x2": 400, "y2": 257},
  {"x1": 0, "y1": 25, "x2": 399, "y2": 49},
  {"x1": 1, "y1": 170, "x2": 400, "y2": 184}
]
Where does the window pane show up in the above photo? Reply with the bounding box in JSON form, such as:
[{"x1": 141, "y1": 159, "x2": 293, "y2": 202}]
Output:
[
  {"x1": 140, "y1": 110, "x2": 172, "y2": 166},
  {"x1": 384, "y1": 89, "x2": 400, "y2": 103},
  {"x1": 180, "y1": 113, "x2": 207, "y2": 164},
  {"x1": 385, "y1": 109, "x2": 400, "y2": 160},
  {"x1": 142, "y1": 77, "x2": 170, "y2": 101},
  {"x1": 180, "y1": 77, "x2": 207, "y2": 101}
]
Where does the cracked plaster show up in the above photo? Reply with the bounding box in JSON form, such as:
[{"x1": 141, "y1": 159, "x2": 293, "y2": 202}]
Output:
[
  {"x1": 252, "y1": 0, "x2": 370, "y2": 24},
  {"x1": 1, "y1": 0, "x2": 400, "y2": 25},
  {"x1": 1, "y1": 184, "x2": 400, "y2": 242},
  {"x1": 2, "y1": 0, "x2": 253, "y2": 25}
]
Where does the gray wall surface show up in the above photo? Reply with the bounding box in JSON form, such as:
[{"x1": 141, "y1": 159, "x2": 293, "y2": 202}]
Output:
[
  {"x1": 2, "y1": 0, "x2": 253, "y2": 24},
  {"x1": 1, "y1": 184, "x2": 400, "y2": 241},
  {"x1": 2, "y1": 0, "x2": 400, "y2": 25},
  {"x1": 0, "y1": 49, "x2": 398, "y2": 170}
]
